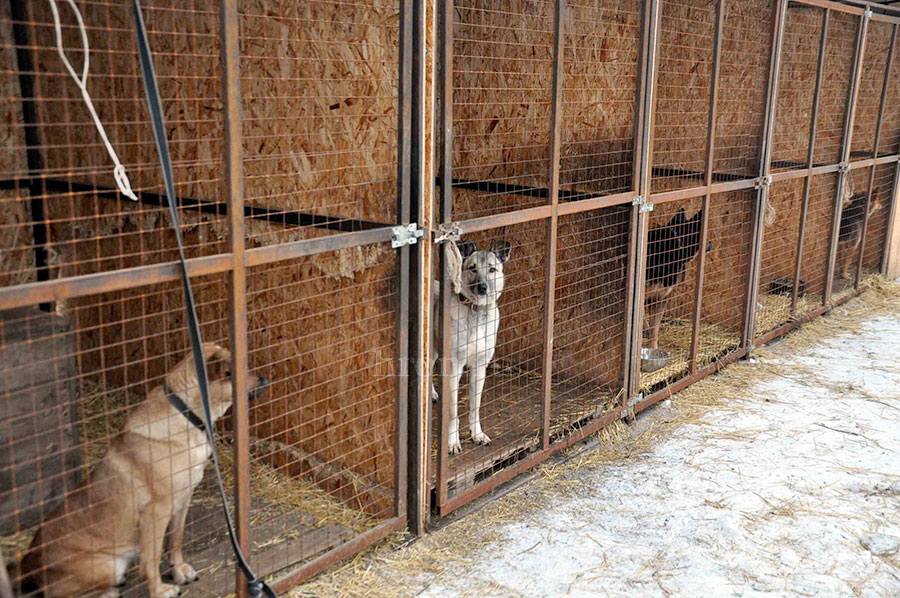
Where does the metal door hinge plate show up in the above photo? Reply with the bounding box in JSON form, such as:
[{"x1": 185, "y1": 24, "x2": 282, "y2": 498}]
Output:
[
  {"x1": 392, "y1": 223, "x2": 424, "y2": 248},
  {"x1": 633, "y1": 195, "x2": 654, "y2": 213}
]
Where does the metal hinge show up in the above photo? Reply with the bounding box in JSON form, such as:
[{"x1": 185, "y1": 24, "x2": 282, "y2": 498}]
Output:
[
  {"x1": 633, "y1": 195, "x2": 654, "y2": 213},
  {"x1": 838, "y1": 162, "x2": 851, "y2": 175},
  {"x1": 391, "y1": 223, "x2": 424, "y2": 248},
  {"x1": 622, "y1": 392, "x2": 643, "y2": 421},
  {"x1": 754, "y1": 175, "x2": 772, "y2": 190},
  {"x1": 864, "y1": 8, "x2": 873, "y2": 20},
  {"x1": 433, "y1": 222, "x2": 461, "y2": 244}
]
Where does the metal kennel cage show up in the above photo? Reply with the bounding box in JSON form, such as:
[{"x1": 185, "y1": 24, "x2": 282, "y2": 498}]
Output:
[
  {"x1": 2, "y1": 0, "x2": 900, "y2": 591},
  {"x1": 0, "y1": 0, "x2": 417, "y2": 596}
]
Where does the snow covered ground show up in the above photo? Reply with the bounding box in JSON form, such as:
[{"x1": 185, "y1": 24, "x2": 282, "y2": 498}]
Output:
[{"x1": 294, "y1": 307, "x2": 900, "y2": 598}]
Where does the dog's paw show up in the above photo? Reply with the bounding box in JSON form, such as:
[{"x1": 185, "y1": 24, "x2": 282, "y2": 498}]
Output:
[
  {"x1": 449, "y1": 438, "x2": 462, "y2": 454},
  {"x1": 154, "y1": 584, "x2": 182, "y2": 598},
  {"x1": 471, "y1": 431, "x2": 492, "y2": 446},
  {"x1": 172, "y1": 563, "x2": 199, "y2": 585}
]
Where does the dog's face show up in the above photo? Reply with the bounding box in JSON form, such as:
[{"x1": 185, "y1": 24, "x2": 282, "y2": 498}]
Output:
[
  {"x1": 457, "y1": 240, "x2": 511, "y2": 306},
  {"x1": 670, "y1": 208, "x2": 711, "y2": 260},
  {"x1": 167, "y1": 343, "x2": 269, "y2": 420}
]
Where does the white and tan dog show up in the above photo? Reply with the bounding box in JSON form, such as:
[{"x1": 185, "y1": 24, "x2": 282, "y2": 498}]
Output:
[
  {"x1": 431, "y1": 240, "x2": 511, "y2": 454},
  {"x1": 20, "y1": 343, "x2": 268, "y2": 598}
]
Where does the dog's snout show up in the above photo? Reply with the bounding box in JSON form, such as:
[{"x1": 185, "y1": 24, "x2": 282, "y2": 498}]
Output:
[
  {"x1": 249, "y1": 376, "x2": 269, "y2": 401},
  {"x1": 475, "y1": 282, "x2": 488, "y2": 295}
]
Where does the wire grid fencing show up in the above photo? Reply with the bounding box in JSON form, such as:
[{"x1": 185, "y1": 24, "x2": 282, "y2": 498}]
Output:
[
  {"x1": 1, "y1": 0, "x2": 409, "y2": 596},
  {"x1": 2, "y1": 0, "x2": 900, "y2": 592}
]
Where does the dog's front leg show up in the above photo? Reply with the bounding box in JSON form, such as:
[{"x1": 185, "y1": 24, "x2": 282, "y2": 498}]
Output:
[
  {"x1": 468, "y1": 361, "x2": 491, "y2": 446},
  {"x1": 168, "y1": 502, "x2": 198, "y2": 586},
  {"x1": 140, "y1": 503, "x2": 180, "y2": 598},
  {"x1": 448, "y1": 361, "x2": 463, "y2": 454}
]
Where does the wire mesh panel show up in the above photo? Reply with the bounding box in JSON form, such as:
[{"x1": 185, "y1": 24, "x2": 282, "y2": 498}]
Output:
[
  {"x1": 1, "y1": 275, "x2": 243, "y2": 598},
  {"x1": 239, "y1": 0, "x2": 400, "y2": 246},
  {"x1": 650, "y1": 0, "x2": 716, "y2": 191},
  {"x1": 696, "y1": 190, "x2": 753, "y2": 364},
  {"x1": 876, "y1": 26, "x2": 900, "y2": 156},
  {"x1": 0, "y1": 1, "x2": 227, "y2": 283},
  {"x1": 770, "y1": 2, "x2": 823, "y2": 172},
  {"x1": 551, "y1": 205, "x2": 630, "y2": 439},
  {"x1": 851, "y1": 20, "x2": 892, "y2": 159},
  {"x1": 861, "y1": 164, "x2": 896, "y2": 274},
  {"x1": 559, "y1": 0, "x2": 642, "y2": 196},
  {"x1": 434, "y1": 223, "x2": 546, "y2": 500},
  {"x1": 812, "y1": 10, "x2": 857, "y2": 167},
  {"x1": 833, "y1": 165, "x2": 872, "y2": 302},
  {"x1": 640, "y1": 198, "x2": 703, "y2": 392},
  {"x1": 755, "y1": 179, "x2": 803, "y2": 337},
  {"x1": 796, "y1": 173, "x2": 837, "y2": 315},
  {"x1": 712, "y1": 0, "x2": 774, "y2": 178},
  {"x1": 241, "y1": 252, "x2": 398, "y2": 588},
  {"x1": 448, "y1": 0, "x2": 555, "y2": 219}
]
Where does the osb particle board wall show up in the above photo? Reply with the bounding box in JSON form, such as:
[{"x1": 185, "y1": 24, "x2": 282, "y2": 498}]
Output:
[{"x1": 16, "y1": 0, "x2": 402, "y2": 493}]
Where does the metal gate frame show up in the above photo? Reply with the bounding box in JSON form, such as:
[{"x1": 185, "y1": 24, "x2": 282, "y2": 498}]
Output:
[
  {"x1": 0, "y1": 0, "x2": 423, "y2": 594},
  {"x1": 430, "y1": 0, "x2": 900, "y2": 516}
]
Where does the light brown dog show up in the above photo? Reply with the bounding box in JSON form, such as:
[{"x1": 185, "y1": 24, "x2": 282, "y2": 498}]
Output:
[{"x1": 19, "y1": 343, "x2": 268, "y2": 598}]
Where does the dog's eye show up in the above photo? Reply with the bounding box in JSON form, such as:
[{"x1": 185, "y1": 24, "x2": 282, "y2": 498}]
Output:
[
  {"x1": 225, "y1": 369, "x2": 231, "y2": 377},
  {"x1": 489, "y1": 267, "x2": 496, "y2": 273},
  {"x1": 468, "y1": 264, "x2": 476, "y2": 271}
]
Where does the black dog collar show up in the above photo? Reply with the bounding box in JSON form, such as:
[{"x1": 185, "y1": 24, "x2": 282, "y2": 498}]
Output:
[{"x1": 165, "y1": 385, "x2": 208, "y2": 433}]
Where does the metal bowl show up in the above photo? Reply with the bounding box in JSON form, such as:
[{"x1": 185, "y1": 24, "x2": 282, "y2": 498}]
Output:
[{"x1": 641, "y1": 348, "x2": 672, "y2": 373}]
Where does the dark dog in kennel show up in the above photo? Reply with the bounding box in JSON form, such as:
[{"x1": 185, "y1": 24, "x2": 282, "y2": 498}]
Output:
[
  {"x1": 19, "y1": 344, "x2": 269, "y2": 598},
  {"x1": 838, "y1": 188, "x2": 883, "y2": 280},
  {"x1": 644, "y1": 208, "x2": 713, "y2": 350}
]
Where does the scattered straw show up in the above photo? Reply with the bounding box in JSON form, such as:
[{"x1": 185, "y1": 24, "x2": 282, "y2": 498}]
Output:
[{"x1": 640, "y1": 319, "x2": 740, "y2": 390}]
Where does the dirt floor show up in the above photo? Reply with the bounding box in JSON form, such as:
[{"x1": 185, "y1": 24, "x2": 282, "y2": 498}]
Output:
[{"x1": 290, "y1": 278, "x2": 900, "y2": 598}]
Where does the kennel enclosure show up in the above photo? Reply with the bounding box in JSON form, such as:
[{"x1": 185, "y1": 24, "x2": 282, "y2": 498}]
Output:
[{"x1": 1, "y1": 0, "x2": 900, "y2": 595}]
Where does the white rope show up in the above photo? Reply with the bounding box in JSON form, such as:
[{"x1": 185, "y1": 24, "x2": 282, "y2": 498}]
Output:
[
  {"x1": 47, "y1": 0, "x2": 138, "y2": 201},
  {"x1": 445, "y1": 240, "x2": 464, "y2": 296}
]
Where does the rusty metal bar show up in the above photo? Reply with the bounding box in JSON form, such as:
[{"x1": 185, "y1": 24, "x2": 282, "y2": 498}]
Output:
[
  {"x1": 791, "y1": 8, "x2": 830, "y2": 314},
  {"x1": 436, "y1": 0, "x2": 453, "y2": 510},
  {"x1": 557, "y1": 190, "x2": 640, "y2": 216},
  {"x1": 854, "y1": 22, "x2": 896, "y2": 288},
  {"x1": 406, "y1": 0, "x2": 427, "y2": 538},
  {"x1": 825, "y1": 9, "x2": 869, "y2": 305},
  {"x1": 395, "y1": 0, "x2": 414, "y2": 525},
  {"x1": 9, "y1": 0, "x2": 51, "y2": 311},
  {"x1": 628, "y1": 0, "x2": 662, "y2": 406},
  {"x1": 743, "y1": 0, "x2": 788, "y2": 350},
  {"x1": 218, "y1": 2, "x2": 250, "y2": 596},
  {"x1": 540, "y1": 0, "x2": 565, "y2": 451},
  {"x1": 689, "y1": 0, "x2": 724, "y2": 374},
  {"x1": 244, "y1": 227, "x2": 394, "y2": 266},
  {"x1": 882, "y1": 161, "x2": 900, "y2": 275}
]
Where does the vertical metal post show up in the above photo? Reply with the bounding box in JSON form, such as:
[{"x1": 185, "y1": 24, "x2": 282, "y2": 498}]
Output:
[
  {"x1": 882, "y1": 159, "x2": 900, "y2": 275},
  {"x1": 220, "y1": 2, "x2": 250, "y2": 596},
  {"x1": 742, "y1": 0, "x2": 788, "y2": 351},
  {"x1": 436, "y1": 0, "x2": 453, "y2": 510},
  {"x1": 791, "y1": 8, "x2": 830, "y2": 312},
  {"x1": 9, "y1": 0, "x2": 52, "y2": 311},
  {"x1": 540, "y1": 0, "x2": 565, "y2": 450},
  {"x1": 406, "y1": 0, "x2": 427, "y2": 537},
  {"x1": 854, "y1": 22, "x2": 895, "y2": 287},
  {"x1": 824, "y1": 10, "x2": 869, "y2": 303},
  {"x1": 689, "y1": 0, "x2": 724, "y2": 374},
  {"x1": 626, "y1": 0, "x2": 662, "y2": 407},
  {"x1": 395, "y1": 0, "x2": 413, "y2": 524}
]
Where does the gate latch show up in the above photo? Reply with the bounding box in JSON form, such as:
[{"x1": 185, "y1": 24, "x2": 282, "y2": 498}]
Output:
[
  {"x1": 633, "y1": 195, "x2": 654, "y2": 213},
  {"x1": 391, "y1": 223, "x2": 424, "y2": 248},
  {"x1": 755, "y1": 175, "x2": 772, "y2": 191}
]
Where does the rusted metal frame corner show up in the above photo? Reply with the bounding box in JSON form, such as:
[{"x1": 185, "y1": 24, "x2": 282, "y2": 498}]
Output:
[
  {"x1": 743, "y1": 0, "x2": 788, "y2": 352},
  {"x1": 799, "y1": 0, "x2": 900, "y2": 22},
  {"x1": 791, "y1": 7, "x2": 830, "y2": 314},
  {"x1": 854, "y1": 22, "x2": 896, "y2": 287},
  {"x1": 271, "y1": 516, "x2": 407, "y2": 592},
  {"x1": 540, "y1": 0, "x2": 566, "y2": 451},
  {"x1": 9, "y1": 0, "x2": 52, "y2": 311},
  {"x1": 219, "y1": 3, "x2": 251, "y2": 596},
  {"x1": 405, "y1": 0, "x2": 428, "y2": 538},
  {"x1": 436, "y1": 0, "x2": 454, "y2": 511},
  {"x1": 689, "y1": 0, "x2": 725, "y2": 375},
  {"x1": 623, "y1": 0, "x2": 662, "y2": 419},
  {"x1": 394, "y1": 0, "x2": 415, "y2": 529},
  {"x1": 824, "y1": 9, "x2": 869, "y2": 305}
]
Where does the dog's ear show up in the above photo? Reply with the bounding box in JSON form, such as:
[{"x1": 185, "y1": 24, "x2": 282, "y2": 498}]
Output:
[
  {"x1": 457, "y1": 240, "x2": 477, "y2": 259},
  {"x1": 491, "y1": 240, "x2": 512, "y2": 263},
  {"x1": 670, "y1": 208, "x2": 686, "y2": 226}
]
